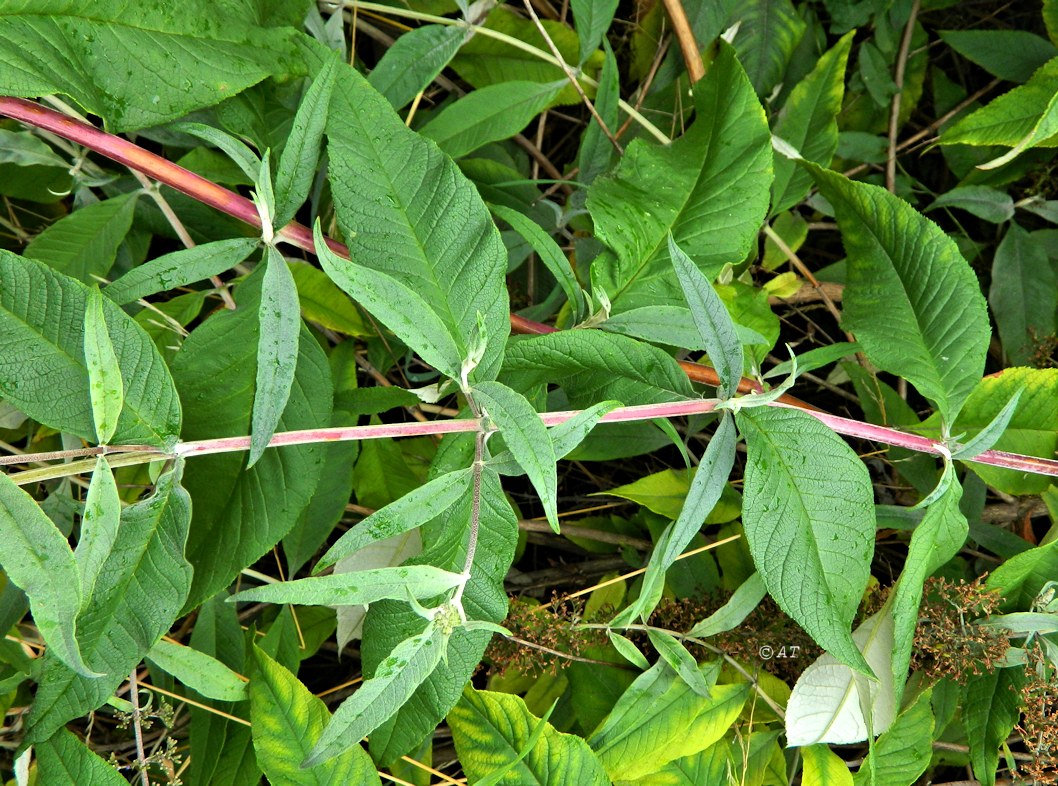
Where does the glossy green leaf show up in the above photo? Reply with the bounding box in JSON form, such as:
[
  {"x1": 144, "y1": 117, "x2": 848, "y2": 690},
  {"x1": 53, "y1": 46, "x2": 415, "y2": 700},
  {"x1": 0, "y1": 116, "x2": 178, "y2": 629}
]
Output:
[
  {"x1": 950, "y1": 368, "x2": 1058, "y2": 494},
  {"x1": 36, "y1": 728, "x2": 128, "y2": 786},
  {"x1": 927, "y1": 185, "x2": 1015, "y2": 223},
  {"x1": 490, "y1": 203, "x2": 587, "y2": 323},
  {"x1": 325, "y1": 55, "x2": 509, "y2": 383},
  {"x1": 421, "y1": 80, "x2": 565, "y2": 160},
  {"x1": 851, "y1": 688, "x2": 933, "y2": 786},
  {"x1": 889, "y1": 479, "x2": 966, "y2": 701},
  {"x1": 807, "y1": 164, "x2": 989, "y2": 423},
  {"x1": 250, "y1": 246, "x2": 302, "y2": 466},
  {"x1": 801, "y1": 744, "x2": 854, "y2": 786},
  {"x1": 0, "y1": 472, "x2": 90, "y2": 676},
  {"x1": 771, "y1": 32, "x2": 853, "y2": 214},
  {"x1": 172, "y1": 271, "x2": 331, "y2": 611},
  {"x1": 588, "y1": 42, "x2": 772, "y2": 313},
  {"x1": 314, "y1": 221, "x2": 463, "y2": 380},
  {"x1": 588, "y1": 661, "x2": 746, "y2": 782},
  {"x1": 104, "y1": 238, "x2": 260, "y2": 305},
  {"x1": 738, "y1": 407, "x2": 875, "y2": 674},
  {"x1": 449, "y1": 687, "x2": 610, "y2": 786},
  {"x1": 962, "y1": 668, "x2": 1024, "y2": 786},
  {"x1": 273, "y1": 52, "x2": 338, "y2": 227},
  {"x1": 0, "y1": 1, "x2": 304, "y2": 131},
  {"x1": 474, "y1": 380, "x2": 558, "y2": 531},
  {"x1": 0, "y1": 252, "x2": 182, "y2": 446},
  {"x1": 368, "y1": 24, "x2": 465, "y2": 110},
  {"x1": 250, "y1": 645, "x2": 381, "y2": 786},
  {"x1": 306, "y1": 621, "x2": 446, "y2": 767},
  {"x1": 147, "y1": 638, "x2": 248, "y2": 702},
  {"x1": 231, "y1": 565, "x2": 465, "y2": 607},
  {"x1": 730, "y1": 0, "x2": 806, "y2": 96},
  {"x1": 289, "y1": 261, "x2": 370, "y2": 336},
  {"x1": 669, "y1": 236, "x2": 743, "y2": 396},
  {"x1": 83, "y1": 287, "x2": 123, "y2": 443},
  {"x1": 75, "y1": 456, "x2": 121, "y2": 608},
  {"x1": 316, "y1": 469, "x2": 472, "y2": 573},
  {"x1": 25, "y1": 462, "x2": 193, "y2": 742},
  {"x1": 940, "y1": 29, "x2": 1057, "y2": 83},
  {"x1": 990, "y1": 223, "x2": 1057, "y2": 365},
  {"x1": 24, "y1": 192, "x2": 138, "y2": 283}
]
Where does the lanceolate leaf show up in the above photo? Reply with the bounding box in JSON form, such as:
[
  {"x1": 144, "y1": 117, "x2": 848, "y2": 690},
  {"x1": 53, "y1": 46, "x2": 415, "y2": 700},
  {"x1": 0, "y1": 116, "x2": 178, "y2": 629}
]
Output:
[
  {"x1": 147, "y1": 638, "x2": 248, "y2": 703},
  {"x1": 25, "y1": 462, "x2": 193, "y2": 742},
  {"x1": 449, "y1": 687, "x2": 610, "y2": 786},
  {"x1": 851, "y1": 689, "x2": 934, "y2": 786},
  {"x1": 806, "y1": 163, "x2": 990, "y2": 423},
  {"x1": 104, "y1": 237, "x2": 260, "y2": 305},
  {"x1": 274, "y1": 51, "x2": 339, "y2": 228},
  {"x1": 36, "y1": 729, "x2": 129, "y2": 786},
  {"x1": 738, "y1": 407, "x2": 875, "y2": 674},
  {"x1": 587, "y1": 42, "x2": 772, "y2": 313},
  {"x1": 0, "y1": 473, "x2": 90, "y2": 677},
  {"x1": 771, "y1": 31, "x2": 854, "y2": 214},
  {"x1": 367, "y1": 24, "x2": 465, "y2": 110},
  {"x1": 75, "y1": 456, "x2": 121, "y2": 608},
  {"x1": 250, "y1": 646, "x2": 381, "y2": 786},
  {"x1": 306, "y1": 621, "x2": 447, "y2": 767},
  {"x1": 473, "y1": 380, "x2": 559, "y2": 531},
  {"x1": 83, "y1": 287, "x2": 123, "y2": 444},
  {"x1": 669, "y1": 236, "x2": 743, "y2": 397},
  {"x1": 250, "y1": 246, "x2": 301, "y2": 467},
  {"x1": 730, "y1": 0, "x2": 807, "y2": 97},
  {"x1": 229, "y1": 565, "x2": 465, "y2": 607},
  {"x1": 570, "y1": 0, "x2": 618, "y2": 66},
  {"x1": 0, "y1": 252, "x2": 182, "y2": 447},
  {"x1": 324, "y1": 50, "x2": 509, "y2": 382},
  {"x1": 171, "y1": 269, "x2": 331, "y2": 611}
]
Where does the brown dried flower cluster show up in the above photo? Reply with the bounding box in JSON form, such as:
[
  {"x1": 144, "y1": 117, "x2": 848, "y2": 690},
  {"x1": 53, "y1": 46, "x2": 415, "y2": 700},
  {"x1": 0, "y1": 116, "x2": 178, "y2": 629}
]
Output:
[
  {"x1": 912, "y1": 577, "x2": 1008, "y2": 683},
  {"x1": 1014, "y1": 643, "x2": 1058, "y2": 785}
]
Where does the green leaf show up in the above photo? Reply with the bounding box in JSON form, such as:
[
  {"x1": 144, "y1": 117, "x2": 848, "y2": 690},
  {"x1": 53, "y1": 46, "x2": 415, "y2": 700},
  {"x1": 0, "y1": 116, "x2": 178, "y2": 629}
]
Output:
[
  {"x1": 950, "y1": 386, "x2": 1024, "y2": 461},
  {"x1": 0, "y1": 251, "x2": 182, "y2": 446},
  {"x1": 147, "y1": 639, "x2": 248, "y2": 703},
  {"x1": 172, "y1": 271, "x2": 331, "y2": 611},
  {"x1": 421, "y1": 80, "x2": 565, "y2": 160},
  {"x1": 989, "y1": 223, "x2": 1057, "y2": 365},
  {"x1": 0, "y1": 1, "x2": 303, "y2": 131},
  {"x1": 738, "y1": 407, "x2": 875, "y2": 674},
  {"x1": 731, "y1": 0, "x2": 806, "y2": 96},
  {"x1": 940, "y1": 29, "x2": 1058, "y2": 83},
  {"x1": 449, "y1": 687, "x2": 610, "y2": 786},
  {"x1": 668, "y1": 236, "x2": 743, "y2": 397},
  {"x1": 570, "y1": 0, "x2": 617, "y2": 66},
  {"x1": 0, "y1": 473, "x2": 90, "y2": 676},
  {"x1": 75, "y1": 457, "x2": 121, "y2": 608},
  {"x1": 0, "y1": 128, "x2": 67, "y2": 168},
  {"x1": 577, "y1": 39, "x2": 619, "y2": 185},
  {"x1": 888, "y1": 479, "x2": 966, "y2": 700},
  {"x1": 325, "y1": 54, "x2": 509, "y2": 382},
  {"x1": 490, "y1": 203, "x2": 587, "y2": 323},
  {"x1": 939, "y1": 57, "x2": 1058, "y2": 167},
  {"x1": 315, "y1": 469, "x2": 473, "y2": 573},
  {"x1": 250, "y1": 246, "x2": 302, "y2": 466},
  {"x1": 24, "y1": 192, "x2": 138, "y2": 283},
  {"x1": 170, "y1": 121, "x2": 262, "y2": 182},
  {"x1": 646, "y1": 629, "x2": 712, "y2": 698},
  {"x1": 587, "y1": 42, "x2": 772, "y2": 313},
  {"x1": 83, "y1": 287, "x2": 124, "y2": 444},
  {"x1": 368, "y1": 24, "x2": 465, "y2": 110},
  {"x1": 289, "y1": 261, "x2": 370, "y2": 336},
  {"x1": 688, "y1": 572, "x2": 767, "y2": 638},
  {"x1": 806, "y1": 164, "x2": 990, "y2": 423},
  {"x1": 771, "y1": 31, "x2": 854, "y2": 215},
  {"x1": 619, "y1": 415, "x2": 736, "y2": 622},
  {"x1": 25, "y1": 462, "x2": 193, "y2": 742},
  {"x1": 306, "y1": 621, "x2": 446, "y2": 767},
  {"x1": 588, "y1": 661, "x2": 746, "y2": 782},
  {"x1": 314, "y1": 221, "x2": 463, "y2": 380},
  {"x1": 949, "y1": 368, "x2": 1058, "y2": 495},
  {"x1": 962, "y1": 668, "x2": 1024, "y2": 786},
  {"x1": 36, "y1": 728, "x2": 128, "y2": 786},
  {"x1": 608, "y1": 631, "x2": 650, "y2": 669},
  {"x1": 986, "y1": 538, "x2": 1058, "y2": 609},
  {"x1": 274, "y1": 52, "x2": 338, "y2": 228},
  {"x1": 231, "y1": 565, "x2": 465, "y2": 607},
  {"x1": 474, "y1": 380, "x2": 559, "y2": 531},
  {"x1": 801, "y1": 744, "x2": 853, "y2": 786},
  {"x1": 104, "y1": 238, "x2": 260, "y2": 305},
  {"x1": 851, "y1": 688, "x2": 934, "y2": 786},
  {"x1": 547, "y1": 400, "x2": 622, "y2": 461},
  {"x1": 645, "y1": 741, "x2": 729, "y2": 785},
  {"x1": 926, "y1": 185, "x2": 1015, "y2": 223},
  {"x1": 250, "y1": 646, "x2": 381, "y2": 786}
]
